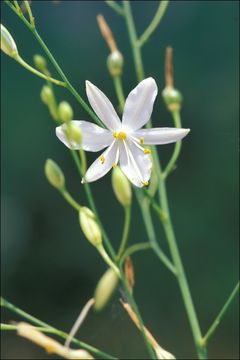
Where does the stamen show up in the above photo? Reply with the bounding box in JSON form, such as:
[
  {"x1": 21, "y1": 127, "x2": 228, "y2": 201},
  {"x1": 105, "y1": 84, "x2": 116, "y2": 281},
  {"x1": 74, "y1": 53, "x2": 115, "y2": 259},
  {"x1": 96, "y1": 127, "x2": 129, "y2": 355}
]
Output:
[
  {"x1": 100, "y1": 155, "x2": 105, "y2": 164},
  {"x1": 112, "y1": 146, "x2": 119, "y2": 168},
  {"x1": 141, "y1": 181, "x2": 149, "y2": 186},
  {"x1": 139, "y1": 137, "x2": 144, "y2": 145},
  {"x1": 117, "y1": 131, "x2": 127, "y2": 140},
  {"x1": 113, "y1": 131, "x2": 117, "y2": 138},
  {"x1": 144, "y1": 149, "x2": 151, "y2": 155}
]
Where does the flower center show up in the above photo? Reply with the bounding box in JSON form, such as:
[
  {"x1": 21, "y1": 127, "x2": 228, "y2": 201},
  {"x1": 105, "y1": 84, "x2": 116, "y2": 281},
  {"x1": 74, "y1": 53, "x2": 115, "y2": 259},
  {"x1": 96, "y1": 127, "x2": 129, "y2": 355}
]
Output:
[{"x1": 113, "y1": 131, "x2": 127, "y2": 141}]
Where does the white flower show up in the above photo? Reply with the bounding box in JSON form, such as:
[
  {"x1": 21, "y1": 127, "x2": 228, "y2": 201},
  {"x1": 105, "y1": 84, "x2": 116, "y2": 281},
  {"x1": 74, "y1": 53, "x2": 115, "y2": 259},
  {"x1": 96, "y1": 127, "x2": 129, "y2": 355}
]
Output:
[{"x1": 56, "y1": 78, "x2": 190, "y2": 187}]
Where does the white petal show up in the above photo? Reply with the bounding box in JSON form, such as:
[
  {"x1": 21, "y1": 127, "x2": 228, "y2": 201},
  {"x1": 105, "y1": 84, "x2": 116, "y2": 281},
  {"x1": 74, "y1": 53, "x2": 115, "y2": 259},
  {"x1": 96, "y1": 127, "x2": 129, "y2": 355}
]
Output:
[
  {"x1": 56, "y1": 121, "x2": 113, "y2": 152},
  {"x1": 83, "y1": 141, "x2": 118, "y2": 183},
  {"x1": 134, "y1": 127, "x2": 190, "y2": 145},
  {"x1": 86, "y1": 81, "x2": 121, "y2": 131},
  {"x1": 119, "y1": 141, "x2": 152, "y2": 187},
  {"x1": 122, "y1": 78, "x2": 158, "y2": 131}
]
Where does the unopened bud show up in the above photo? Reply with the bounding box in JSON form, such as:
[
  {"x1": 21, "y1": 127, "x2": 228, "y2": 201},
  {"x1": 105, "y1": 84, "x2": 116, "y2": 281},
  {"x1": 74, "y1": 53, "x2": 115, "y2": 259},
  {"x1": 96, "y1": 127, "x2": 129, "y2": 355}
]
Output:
[
  {"x1": 94, "y1": 268, "x2": 119, "y2": 312},
  {"x1": 45, "y1": 159, "x2": 65, "y2": 190},
  {"x1": 112, "y1": 166, "x2": 132, "y2": 207},
  {"x1": 79, "y1": 207, "x2": 102, "y2": 247},
  {"x1": 107, "y1": 50, "x2": 124, "y2": 76},
  {"x1": 58, "y1": 101, "x2": 73, "y2": 122},
  {"x1": 33, "y1": 54, "x2": 47, "y2": 72},
  {"x1": 1, "y1": 24, "x2": 18, "y2": 58},
  {"x1": 162, "y1": 86, "x2": 183, "y2": 112},
  {"x1": 40, "y1": 85, "x2": 54, "y2": 105},
  {"x1": 65, "y1": 123, "x2": 82, "y2": 145}
]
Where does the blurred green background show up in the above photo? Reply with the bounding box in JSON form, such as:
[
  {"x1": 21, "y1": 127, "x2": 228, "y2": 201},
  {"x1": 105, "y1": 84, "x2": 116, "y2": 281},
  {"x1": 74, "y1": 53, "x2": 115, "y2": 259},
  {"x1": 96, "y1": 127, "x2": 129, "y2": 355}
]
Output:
[{"x1": 1, "y1": 1, "x2": 239, "y2": 359}]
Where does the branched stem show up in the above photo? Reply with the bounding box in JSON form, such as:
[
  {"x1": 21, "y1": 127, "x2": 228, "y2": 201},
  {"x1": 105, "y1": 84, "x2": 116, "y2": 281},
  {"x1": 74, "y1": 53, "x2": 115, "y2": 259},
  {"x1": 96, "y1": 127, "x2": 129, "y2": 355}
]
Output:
[
  {"x1": 121, "y1": 242, "x2": 151, "y2": 263},
  {"x1": 1, "y1": 298, "x2": 116, "y2": 360},
  {"x1": 137, "y1": 0, "x2": 169, "y2": 47},
  {"x1": 105, "y1": 1, "x2": 124, "y2": 16},
  {"x1": 203, "y1": 282, "x2": 239, "y2": 345}
]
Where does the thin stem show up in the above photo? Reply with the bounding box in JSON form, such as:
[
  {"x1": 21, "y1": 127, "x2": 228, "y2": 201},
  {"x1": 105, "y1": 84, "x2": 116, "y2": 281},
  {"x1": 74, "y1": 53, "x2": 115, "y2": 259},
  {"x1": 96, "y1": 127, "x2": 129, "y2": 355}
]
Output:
[
  {"x1": 1, "y1": 298, "x2": 116, "y2": 360},
  {"x1": 135, "y1": 189, "x2": 177, "y2": 276},
  {"x1": 120, "y1": 242, "x2": 151, "y2": 264},
  {"x1": 123, "y1": 2, "x2": 207, "y2": 358},
  {"x1": 79, "y1": 149, "x2": 87, "y2": 175},
  {"x1": 60, "y1": 188, "x2": 81, "y2": 212},
  {"x1": 105, "y1": 1, "x2": 125, "y2": 16},
  {"x1": 137, "y1": 0, "x2": 169, "y2": 48},
  {"x1": 97, "y1": 245, "x2": 120, "y2": 277},
  {"x1": 119, "y1": 270, "x2": 157, "y2": 359},
  {"x1": 203, "y1": 282, "x2": 239, "y2": 345},
  {"x1": 113, "y1": 75, "x2": 125, "y2": 112},
  {"x1": 116, "y1": 205, "x2": 131, "y2": 262},
  {"x1": 162, "y1": 111, "x2": 182, "y2": 179},
  {"x1": 142, "y1": 188, "x2": 165, "y2": 219},
  {"x1": 13, "y1": 0, "x2": 21, "y2": 14},
  {"x1": 123, "y1": 1, "x2": 145, "y2": 81},
  {"x1": 15, "y1": 55, "x2": 66, "y2": 86},
  {"x1": 23, "y1": 0, "x2": 35, "y2": 28}
]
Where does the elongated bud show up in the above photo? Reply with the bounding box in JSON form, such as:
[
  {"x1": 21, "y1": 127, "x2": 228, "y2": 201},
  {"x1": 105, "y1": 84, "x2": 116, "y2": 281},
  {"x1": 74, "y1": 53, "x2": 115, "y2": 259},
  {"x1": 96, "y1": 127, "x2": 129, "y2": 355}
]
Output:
[
  {"x1": 112, "y1": 166, "x2": 132, "y2": 207},
  {"x1": 162, "y1": 46, "x2": 182, "y2": 112},
  {"x1": 1, "y1": 24, "x2": 18, "y2": 58},
  {"x1": 66, "y1": 123, "x2": 82, "y2": 145},
  {"x1": 40, "y1": 85, "x2": 54, "y2": 105},
  {"x1": 94, "y1": 268, "x2": 119, "y2": 312},
  {"x1": 33, "y1": 54, "x2": 47, "y2": 72},
  {"x1": 107, "y1": 50, "x2": 124, "y2": 76},
  {"x1": 58, "y1": 101, "x2": 73, "y2": 122},
  {"x1": 79, "y1": 207, "x2": 102, "y2": 247},
  {"x1": 45, "y1": 159, "x2": 65, "y2": 190}
]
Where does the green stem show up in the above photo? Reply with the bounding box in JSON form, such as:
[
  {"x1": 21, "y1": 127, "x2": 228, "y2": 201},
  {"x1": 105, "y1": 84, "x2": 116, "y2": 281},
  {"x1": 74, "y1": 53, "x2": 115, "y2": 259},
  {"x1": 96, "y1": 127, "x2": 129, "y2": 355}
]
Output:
[
  {"x1": 79, "y1": 149, "x2": 87, "y2": 175},
  {"x1": 135, "y1": 189, "x2": 176, "y2": 276},
  {"x1": 105, "y1": 0, "x2": 124, "y2": 16},
  {"x1": 113, "y1": 75, "x2": 125, "y2": 112},
  {"x1": 96, "y1": 245, "x2": 120, "y2": 277},
  {"x1": 162, "y1": 110, "x2": 182, "y2": 179},
  {"x1": 60, "y1": 188, "x2": 81, "y2": 212},
  {"x1": 1, "y1": 298, "x2": 116, "y2": 360},
  {"x1": 120, "y1": 242, "x2": 151, "y2": 264},
  {"x1": 203, "y1": 282, "x2": 239, "y2": 345},
  {"x1": 123, "y1": 1, "x2": 145, "y2": 81},
  {"x1": 13, "y1": 1, "x2": 21, "y2": 14},
  {"x1": 137, "y1": 0, "x2": 169, "y2": 47},
  {"x1": 123, "y1": 2, "x2": 207, "y2": 358},
  {"x1": 24, "y1": 0, "x2": 35, "y2": 28},
  {"x1": 116, "y1": 205, "x2": 131, "y2": 262},
  {"x1": 142, "y1": 188, "x2": 165, "y2": 219},
  {"x1": 15, "y1": 55, "x2": 66, "y2": 87}
]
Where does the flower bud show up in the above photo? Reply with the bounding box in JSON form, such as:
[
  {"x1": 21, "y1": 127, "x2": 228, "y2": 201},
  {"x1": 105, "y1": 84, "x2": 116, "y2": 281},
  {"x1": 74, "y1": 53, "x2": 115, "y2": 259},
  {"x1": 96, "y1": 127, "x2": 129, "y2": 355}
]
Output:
[
  {"x1": 1, "y1": 24, "x2": 18, "y2": 58},
  {"x1": 65, "y1": 123, "x2": 82, "y2": 145},
  {"x1": 40, "y1": 85, "x2": 54, "y2": 105},
  {"x1": 162, "y1": 86, "x2": 183, "y2": 112},
  {"x1": 112, "y1": 166, "x2": 132, "y2": 207},
  {"x1": 45, "y1": 159, "x2": 65, "y2": 190},
  {"x1": 107, "y1": 50, "x2": 124, "y2": 76},
  {"x1": 94, "y1": 268, "x2": 119, "y2": 312},
  {"x1": 33, "y1": 54, "x2": 47, "y2": 72},
  {"x1": 58, "y1": 101, "x2": 73, "y2": 122},
  {"x1": 79, "y1": 207, "x2": 102, "y2": 247}
]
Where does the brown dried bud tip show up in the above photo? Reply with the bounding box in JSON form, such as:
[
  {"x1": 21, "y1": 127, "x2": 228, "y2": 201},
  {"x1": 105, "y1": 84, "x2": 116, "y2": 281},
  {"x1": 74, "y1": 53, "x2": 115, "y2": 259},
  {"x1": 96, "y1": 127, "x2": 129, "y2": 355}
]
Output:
[
  {"x1": 124, "y1": 256, "x2": 135, "y2": 293},
  {"x1": 165, "y1": 46, "x2": 174, "y2": 88},
  {"x1": 97, "y1": 14, "x2": 117, "y2": 53}
]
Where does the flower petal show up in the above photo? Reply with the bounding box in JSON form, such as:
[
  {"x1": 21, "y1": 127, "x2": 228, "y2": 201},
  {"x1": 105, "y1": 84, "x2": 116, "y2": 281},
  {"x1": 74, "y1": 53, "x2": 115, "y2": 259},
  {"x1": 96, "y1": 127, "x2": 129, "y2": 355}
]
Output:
[
  {"x1": 86, "y1": 81, "x2": 121, "y2": 131},
  {"x1": 134, "y1": 127, "x2": 190, "y2": 145},
  {"x1": 122, "y1": 77, "x2": 158, "y2": 131},
  {"x1": 56, "y1": 121, "x2": 113, "y2": 151},
  {"x1": 82, "y1": 141, "x2": 118, "y2": 183},
  {"x1": 119, "y1": 141, "x2": 152, "y2": 187}
]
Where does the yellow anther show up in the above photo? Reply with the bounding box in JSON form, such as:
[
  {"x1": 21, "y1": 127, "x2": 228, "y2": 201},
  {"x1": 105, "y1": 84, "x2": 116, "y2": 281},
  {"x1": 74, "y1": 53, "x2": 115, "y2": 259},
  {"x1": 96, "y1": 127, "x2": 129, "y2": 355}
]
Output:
[
  {"x1": 144, "y1": 149, "x2": 151, "y2": 155},
  {"x1": 142, "y1": 181, "x2": 149, "y2": 186},
  {"x1": 113, "y1": 131, "x2": 117, "y2": 138},
  {"x1": 117, "y1": 131, "x2": 127, "y2": 140},
  {"x1": 100, "y1": 155, "x2": 105, "y2": 164},
  {"x1": 139, "y1": 137, "x2": 144, "y2": 145}
]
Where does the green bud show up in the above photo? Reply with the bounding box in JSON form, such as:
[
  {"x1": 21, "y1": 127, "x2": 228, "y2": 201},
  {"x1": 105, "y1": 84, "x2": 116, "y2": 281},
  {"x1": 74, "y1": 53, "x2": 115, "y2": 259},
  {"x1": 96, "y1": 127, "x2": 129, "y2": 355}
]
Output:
[
  {"x1": 94, "y1": 268, "x2": 119, "y2": 312},
  {"x1": 112, "y1": 166, "x2": 132, "y2": 207},
  {"x1": 40, "y1": 85, "x2": 54, "y2": 105},
  {"x1": 162, "y1": 86, "x2": 183, "y2": 112},
  {"x1": 107, "y1": 50, "x2": 124, "y2": 76},
  {"x1": 1, "y1": 24, "x2": 18, "y2": 58},
  {"x1": 45, "y1": 159, "x2": 65, "y2": 190},
  {"x1": 58, "y1": 101, "x2": 73, "y2": 122},
  {"x1": 65, "y1": 123, "x2": 82, "y2": 145},
  {"x1": 33, "y1": 54, "x2": 47, "y2": 72},
  {"x1": 79, "y1": 207, "x2": 102, "y2": 247}
]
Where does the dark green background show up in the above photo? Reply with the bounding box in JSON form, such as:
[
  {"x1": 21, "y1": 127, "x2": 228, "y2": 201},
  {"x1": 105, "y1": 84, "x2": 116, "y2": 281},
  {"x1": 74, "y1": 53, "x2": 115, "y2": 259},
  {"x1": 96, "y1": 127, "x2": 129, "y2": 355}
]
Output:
[{"x1": 1, "y1": 1, "x2": 239, "y2": 359}]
